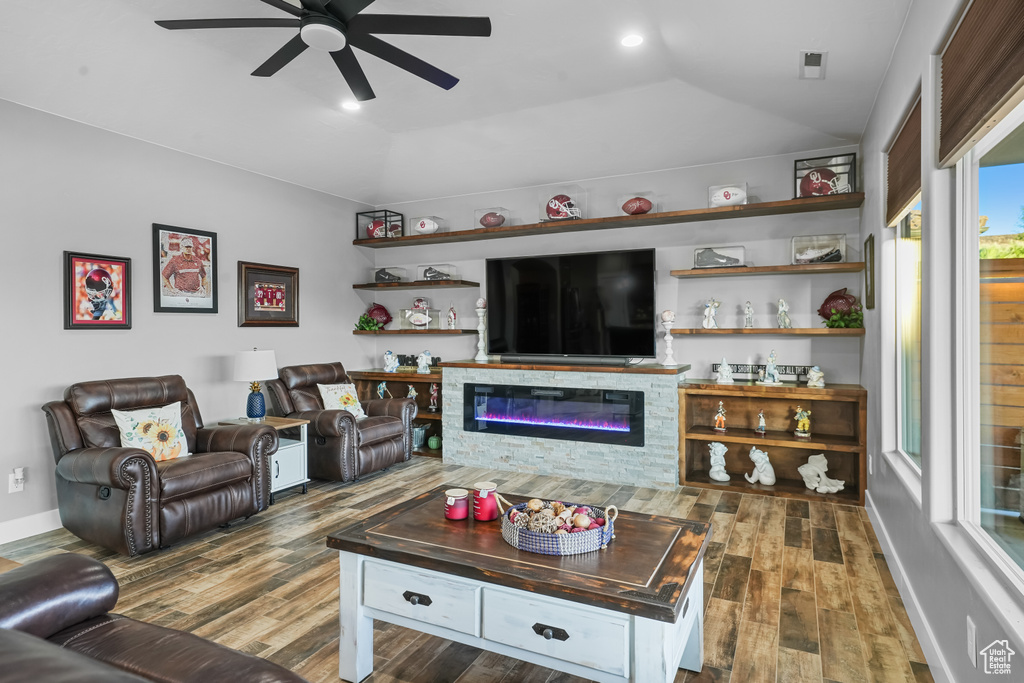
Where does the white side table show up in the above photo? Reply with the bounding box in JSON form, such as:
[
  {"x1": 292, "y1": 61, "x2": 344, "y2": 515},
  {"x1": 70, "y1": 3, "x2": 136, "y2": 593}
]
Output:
[{"x1": 219, "y1": 416, "x2": 310, "y2": 504}]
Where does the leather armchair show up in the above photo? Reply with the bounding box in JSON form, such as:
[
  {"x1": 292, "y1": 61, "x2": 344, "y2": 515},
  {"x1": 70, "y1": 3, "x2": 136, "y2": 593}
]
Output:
[
  {"x1": 0, "y1": 553, "x2": 306, "y2": 682},
  {"x1": 42, "y1": 375, "x2": 278, "y2": 556},
  {"x1": 267, "y1": 362, "x2": 416, "y2": 482}
]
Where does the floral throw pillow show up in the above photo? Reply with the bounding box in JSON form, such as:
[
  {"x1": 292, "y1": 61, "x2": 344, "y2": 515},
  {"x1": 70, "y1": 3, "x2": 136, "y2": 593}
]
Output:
[
  {"x1": 317, "y1": 383, "x2": 367, "y2": 419},
  {"x1": 111, "y1": 401, "x2": 189, "y2": 462}
]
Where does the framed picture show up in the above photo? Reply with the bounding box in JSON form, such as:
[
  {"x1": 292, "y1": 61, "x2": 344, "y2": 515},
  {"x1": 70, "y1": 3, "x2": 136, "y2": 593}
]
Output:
[
  {"x1": 238, "y1": 261, "x2": 299, "y2": 327},
  {"x1": 153, "y1": 224, "x2": 218, "y2": 313},
  {"x1": 794, "y1": 153, "x2": 856, "y2": 198},
  {"x1": 864, "y1": 233, "x2": 876, "y2": 309},
  {"x1": 64, "y1": 251, "x2": 131, "y2": 329}
]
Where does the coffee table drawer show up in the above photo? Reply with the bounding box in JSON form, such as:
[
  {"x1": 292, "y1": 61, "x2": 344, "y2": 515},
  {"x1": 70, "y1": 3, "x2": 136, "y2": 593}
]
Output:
[
  {"x1": 363, "y1": 561, "x2": 480, "y2": 636},
  {"x1": 481, "y1": 587, "x2": 630, "y2": 677}
]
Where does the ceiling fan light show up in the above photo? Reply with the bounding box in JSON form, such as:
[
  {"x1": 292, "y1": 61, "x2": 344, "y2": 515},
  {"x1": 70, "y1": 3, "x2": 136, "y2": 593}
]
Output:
[
  {"x1": 300, "y1": 20, "x2": 347, "y2": 51},
  {"x1": 621, "y1": 34, "x2": 644, "y2": 47}
]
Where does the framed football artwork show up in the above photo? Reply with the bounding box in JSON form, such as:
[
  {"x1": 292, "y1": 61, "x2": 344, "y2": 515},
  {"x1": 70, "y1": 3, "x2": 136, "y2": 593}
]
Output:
[
  {"x1": 238, "y1": 261, "x2": 299, "y2": 327},
  {"x1": 63, "y1": 251, "x2": 131, "y2": 330},
  {"x1": 152, "y1": 224, "x2": 218, "y2": 313}
]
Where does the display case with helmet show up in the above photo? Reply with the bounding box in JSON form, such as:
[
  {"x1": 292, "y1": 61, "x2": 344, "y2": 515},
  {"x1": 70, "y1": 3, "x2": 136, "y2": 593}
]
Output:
[
  {"x1": 356, "y1": 209, "x2": 404, "y2": 240},
  {"x1": 794, "y1": 154, "x2": 856, "y2": 198},
  {"x1": 538, "y1": 185, "x2": 587, "y2": 222}
]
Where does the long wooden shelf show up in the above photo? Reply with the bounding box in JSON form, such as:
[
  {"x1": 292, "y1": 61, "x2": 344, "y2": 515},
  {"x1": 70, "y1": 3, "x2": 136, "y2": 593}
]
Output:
[
  {"x1": 353, "y1": 329, "x2": 477, "y2": 335},
  {"x1": 352, "y1": 193, "x2": 865, "y2": 248},
  {"x1": 671, "y1": 262, "x2": 865, "y2": 278},
  {"x1": 682, "y1": 380, "x2": 866, "y2": 401},
  {"x1": 353, "y1": 279, "x2": 479, "y2": 290},
  {"x1": 684, "y1": 426, "x2": 862, "y2": 453},
  {"x1": 684, "y1": 470, "x2": 860, "y2": 504},
  {"x1": 348, "y1": 369, "x2": 442, "y2": 381},
  {"x1": 671, "y1": 327, "x2": 865, "y2": 336}
]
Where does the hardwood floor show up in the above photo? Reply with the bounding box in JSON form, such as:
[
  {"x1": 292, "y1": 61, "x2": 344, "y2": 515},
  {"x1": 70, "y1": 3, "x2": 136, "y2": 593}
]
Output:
[{"x1": 0, "y1": 457, "x2": 931, "y2": 683}]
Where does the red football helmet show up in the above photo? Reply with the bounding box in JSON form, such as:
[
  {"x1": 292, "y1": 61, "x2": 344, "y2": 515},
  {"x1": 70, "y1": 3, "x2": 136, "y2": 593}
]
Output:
[
  {"x1": 367, "y1": 219, "x2": 388, "y2": 238},
  {"x1": 84, "y1": 268, "x2": 113, "y2": 300},
  {"x1": 799, "y1": 168, "x2": 847, "y2": 197},
  {"x1": 545, "y1": 194, "x2": 582, "y2": 220}
]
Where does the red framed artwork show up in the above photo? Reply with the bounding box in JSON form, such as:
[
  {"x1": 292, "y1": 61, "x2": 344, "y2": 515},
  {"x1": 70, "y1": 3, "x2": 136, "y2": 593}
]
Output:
[
  {"x1": 63, "y1": 251, "x2": 132, "y2": 329},
  {"x1": 238, "y1": 261, "x2": 299, "y2": 327}
]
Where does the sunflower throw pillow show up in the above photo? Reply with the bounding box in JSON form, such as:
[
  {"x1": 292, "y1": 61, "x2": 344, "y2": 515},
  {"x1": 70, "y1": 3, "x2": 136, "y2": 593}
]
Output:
[
  {"x1": 111, "y1": 401, "x2": 190, "y2": 462},
  {"x1": 317, "y1": 383, "x2": 367, "y2": 419}
]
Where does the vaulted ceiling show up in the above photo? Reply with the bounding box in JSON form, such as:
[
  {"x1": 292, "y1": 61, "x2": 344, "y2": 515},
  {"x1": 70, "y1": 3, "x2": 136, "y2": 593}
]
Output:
[{"x1": 0, "y1": 0, "x2": 911, "y2": 205}]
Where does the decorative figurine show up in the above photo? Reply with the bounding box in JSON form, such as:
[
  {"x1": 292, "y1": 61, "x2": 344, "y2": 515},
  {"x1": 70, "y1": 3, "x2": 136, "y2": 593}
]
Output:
[
  {"x1": 758, "y1": 349, "x2": 782, "y2": 385},
  {"x1": 806, "y1": 365, "x2": 826, "y2": 388},
  {"x1": 756, "y1": 410, "x2": 767, "y2": 435},
  {"x1": 429, "y1": 383, "x2": 440, "y2": 412},
  {"x1": 777, "y1": 298, "x2": 792, "y2": 329},
  {"x1": 708, "y1": 442, "x2": 730, "y2": 482},
  {"x1": 446, "y1": 302, "x2": 457, "y2": 330},
  {"x1": 717, "y1": 357, "x2": 734, "y2": 384},
  {"x1": 794, "y1": 405, "x2": 812, "y2": 439},
  {"x1": 416, "y1": 350, "x2": 433, "y2": 374},
  {"x1": 406, "y1": 385, "x2": 418, "y2": 400},
  {"x1": 744, "y1": 446, "x2": 776, "y2": 485},
  {"x1": 383, "y1": 350, "x2": 399, "y2": 373},
  {"x1": 661, "y1": 310, "x2": 677, "y2": 366},
  {"x1": 744, "y1": 301, "x2": 754, "y2": 328},
  {"x1": 713, "y1": 401, "x2": 727, "y2": 432},
  {"x1": 376, "y1": 381, "x2": 393, "y2": 399},
  {"x1": 797, "y1": 454, "x2": 845, "y2": 494},
  {"x1": 703, "y1": 298, "x2": 721, "y2": 329}
]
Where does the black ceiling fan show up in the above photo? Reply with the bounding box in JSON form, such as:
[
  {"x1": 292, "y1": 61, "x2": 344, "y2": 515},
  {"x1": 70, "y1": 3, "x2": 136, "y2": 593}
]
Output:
[{"x1": 156, "y1": 0, "x2": 491, "y2": 101}]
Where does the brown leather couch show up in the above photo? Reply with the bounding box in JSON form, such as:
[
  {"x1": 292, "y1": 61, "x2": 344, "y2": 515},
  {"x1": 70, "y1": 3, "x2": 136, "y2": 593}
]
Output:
[
  {"x1": 0, "y1": 553, "x2": 306, "y2": 682},
  {"x1": 42, "y1": 375, "x2": 278, "y2": 557},
  {"x1": 267, "y1": 362, "x2": 416, "y2": 482}
]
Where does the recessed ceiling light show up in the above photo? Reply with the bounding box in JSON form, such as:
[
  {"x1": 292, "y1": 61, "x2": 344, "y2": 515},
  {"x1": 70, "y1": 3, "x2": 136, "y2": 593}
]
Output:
[
  {"x1": 621, "y1": 34, "x2": 644, "y2": 47},
  {"x1": 342, "y1": 101, "x2": 361, "y2": 111}
]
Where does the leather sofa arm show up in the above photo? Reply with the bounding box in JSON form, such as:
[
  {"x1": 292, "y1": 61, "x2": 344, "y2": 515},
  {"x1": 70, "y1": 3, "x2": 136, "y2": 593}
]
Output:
[
  {"x1": 195, "y1": 423, "x2": 278, "y2": 459},
  {"x1": 292, "y1": 409, "x2": 357, "y2": 439},
  {"x1": 363, "y1": 397, "x2": 418, "y2": 423},
  {"x1": 56, "y1": 447, "x2": 158, "y2": 489},
  {"x1": 0, "y1": 554, "x2": 118, "y2": 638}
]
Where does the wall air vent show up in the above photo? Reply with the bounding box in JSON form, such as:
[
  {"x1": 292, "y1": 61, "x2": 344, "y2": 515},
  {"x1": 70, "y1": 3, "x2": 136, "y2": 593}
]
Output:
[{"x1": 799, "y1": 51, "x2": 828, "y2": 79}]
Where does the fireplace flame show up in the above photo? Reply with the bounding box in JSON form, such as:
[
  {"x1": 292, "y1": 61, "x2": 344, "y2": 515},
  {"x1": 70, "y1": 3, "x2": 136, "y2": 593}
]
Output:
[{"x1": 475, "y1": 412, "x2": 630, "y2": 432}]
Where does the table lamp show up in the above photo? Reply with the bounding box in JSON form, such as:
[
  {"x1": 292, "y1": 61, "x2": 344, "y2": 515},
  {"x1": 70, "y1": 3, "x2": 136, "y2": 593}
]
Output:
[{"x1": 233, "y1": 348, "x2": 278, "y2": 421}]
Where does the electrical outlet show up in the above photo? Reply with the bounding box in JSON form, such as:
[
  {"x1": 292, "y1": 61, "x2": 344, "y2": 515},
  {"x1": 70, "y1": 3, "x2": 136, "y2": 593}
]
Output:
[
  {"x1": 8, "y1": 473, "x2": 23, "y2": 493},
  {"x1": 967, "y1": 615, "x2": 977, "y2": 667}
]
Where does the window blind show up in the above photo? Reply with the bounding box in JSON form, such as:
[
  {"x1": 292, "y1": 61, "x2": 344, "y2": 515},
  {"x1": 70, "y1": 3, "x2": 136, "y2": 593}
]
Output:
[{"x1": 887, "y1": 98, "x2": 921, "y2": 226}]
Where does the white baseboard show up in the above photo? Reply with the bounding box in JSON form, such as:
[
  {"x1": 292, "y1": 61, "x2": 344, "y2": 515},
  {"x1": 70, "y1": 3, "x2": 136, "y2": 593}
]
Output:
[
  {"x1": 0, "y1": 508, "x2": 62, "y2": 546},
  {"x1": 865, "y1": 491, "x2": 954, "y2": 683}
]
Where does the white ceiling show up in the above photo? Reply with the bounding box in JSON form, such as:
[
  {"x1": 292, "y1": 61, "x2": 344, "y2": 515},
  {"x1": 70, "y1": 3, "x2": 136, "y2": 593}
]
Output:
[{"x1": 0, "y1": 0, "x2": 911, "y2": 205}]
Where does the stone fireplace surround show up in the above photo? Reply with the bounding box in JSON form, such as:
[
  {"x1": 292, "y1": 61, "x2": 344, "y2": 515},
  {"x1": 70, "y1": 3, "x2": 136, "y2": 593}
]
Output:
[{"x1": 440, "y1": 361, "x2": 690, "y2": 489}]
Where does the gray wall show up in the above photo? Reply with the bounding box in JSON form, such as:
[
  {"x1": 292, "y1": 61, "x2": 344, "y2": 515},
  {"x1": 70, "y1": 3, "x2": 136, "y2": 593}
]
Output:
[{"x1": 0, "y1": 99, "x2": 374, "y2": 529}]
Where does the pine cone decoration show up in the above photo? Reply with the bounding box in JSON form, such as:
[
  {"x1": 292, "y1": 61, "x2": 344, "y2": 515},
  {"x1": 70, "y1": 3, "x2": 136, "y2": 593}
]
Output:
[
  {"x1": 528, "y1": 513, "x2": 560, "y2": 534},
  {"x1": 513, "y1": 512, "x2": 530, "y2": 528}
]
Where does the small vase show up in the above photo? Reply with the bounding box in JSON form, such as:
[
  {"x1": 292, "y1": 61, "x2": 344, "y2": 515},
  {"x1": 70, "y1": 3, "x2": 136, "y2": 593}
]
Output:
[{"x1": 246, "y1": 391, "x2": 266, "y2": 420}]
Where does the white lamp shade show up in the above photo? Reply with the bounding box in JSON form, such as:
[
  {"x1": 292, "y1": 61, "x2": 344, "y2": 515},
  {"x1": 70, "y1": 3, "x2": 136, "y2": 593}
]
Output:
[{"x1": 233, "y1": 349, "x2": 278, "y2": 382}]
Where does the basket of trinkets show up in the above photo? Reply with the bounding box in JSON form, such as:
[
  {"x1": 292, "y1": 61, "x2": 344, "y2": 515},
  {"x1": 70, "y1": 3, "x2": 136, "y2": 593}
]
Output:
[{"x1": 497, "y1": 496, "x2": 618, "y2": 556}]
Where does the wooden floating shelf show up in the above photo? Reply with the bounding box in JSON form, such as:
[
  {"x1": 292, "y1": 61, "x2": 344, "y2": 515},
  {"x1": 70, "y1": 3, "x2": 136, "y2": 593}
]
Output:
[
  {"x1": 684, "y1": 470, "x2": 860, "y2": 504},
  {"x1": 682, "y1": 380, "x2": 867, "y2": 400},
  {"x1": 411, "y1": 412, "x2": 441, "y2": 421},
  {"x1": 348, "y1": 369, "x2": 443, "y2": 381},
  {"x1": 670, "y1": 328, "x2": 865, "y2": 336},
  {"x1": 414, "y1": 447, "x2": 442, "y2": 458},
  {"x1": 353, "y1": 329, "x2": 477, "y2": 335},
  {"x1": 683, "y1": 426, "x2": 862, "y2": 453},
  {"x1": 353, "y1": 279, "x2": 479, "y2": 290},
  {"x1": 353, "y1": 193, "x2": 865, "y2": 248},
  {"x1": 671, "y1": 262, "x2": 865, "y2": 278}
]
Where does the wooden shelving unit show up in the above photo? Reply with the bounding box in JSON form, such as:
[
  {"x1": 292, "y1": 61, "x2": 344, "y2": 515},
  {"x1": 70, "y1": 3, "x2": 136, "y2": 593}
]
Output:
[
  {"x1": 353, "y1": 329, "x2": 477, "y2": 335},
  {"x1": 670, "y1": 327, "x2": 865, "y2": 336},
  {"x1": 352, "y1": 193, "x2": 865, "y2": 248},
  {"x1": 348, "y1": 368, "x2": 444, "y2": 458},
  {"x1": 671, "y1": 262, "x2": 865, "y2": 278},
  {"x1": 679, "y1": 380, "x2": 867, "y2": 505},
  {"x1": 353, "y1": 279, "x2": 480, "y2": 290}
]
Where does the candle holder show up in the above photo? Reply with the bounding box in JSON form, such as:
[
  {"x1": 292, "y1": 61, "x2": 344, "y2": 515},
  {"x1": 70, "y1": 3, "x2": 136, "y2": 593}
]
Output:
[
  {"x1": 661, "y1": 320, "x2": 676, "y2": 366},
  {"x1": 475, "y1": 307, "x2": 488, "y2": 362}
]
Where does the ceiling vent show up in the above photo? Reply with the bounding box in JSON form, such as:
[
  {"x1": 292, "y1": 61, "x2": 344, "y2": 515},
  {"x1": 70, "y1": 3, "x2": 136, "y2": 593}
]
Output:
[{"x1": 799, "y1": 51, "x2": 828, "y2": 79}]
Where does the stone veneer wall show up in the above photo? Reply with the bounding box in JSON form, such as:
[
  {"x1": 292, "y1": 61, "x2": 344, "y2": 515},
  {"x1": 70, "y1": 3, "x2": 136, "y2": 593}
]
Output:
[{"x1": 442, "y1": 367, "x2": 680, "y2": 489}]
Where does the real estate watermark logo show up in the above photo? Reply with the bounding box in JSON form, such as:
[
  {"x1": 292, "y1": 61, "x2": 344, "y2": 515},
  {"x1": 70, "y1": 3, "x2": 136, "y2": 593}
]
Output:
[{"x1": 980, "y1": 639, "x2": 1015, "y2": 675}]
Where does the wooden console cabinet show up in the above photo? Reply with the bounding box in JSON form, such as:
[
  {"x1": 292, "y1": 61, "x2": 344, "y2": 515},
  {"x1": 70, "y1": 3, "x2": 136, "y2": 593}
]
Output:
[
  {"x1": 348, "y1": 368, "x2": 443, "y2": 457},
  {"x1": 679, "y1": 380, "x2": 867, "y2": 505}
]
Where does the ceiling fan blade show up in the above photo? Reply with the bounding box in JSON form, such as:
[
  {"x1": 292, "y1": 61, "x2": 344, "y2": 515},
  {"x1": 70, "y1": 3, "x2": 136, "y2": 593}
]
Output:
[
  {"x1": 348, "y1": 15, "x2": 491, "y2": 37},
  {"x1": 156, "y1": 18, "x2": 299, "y2": 30},
  {"x1": 252, "y1": 34, "x2": 309, "y2": 77},
  {"x1": 323, "y1": 0, "x2": 376, "y2": 22},
  {"x1": 331, "y1": 46, "x2": 376, "y2": 101},
  {"x1": 349, "y1": 33, "x2": 458, "y2": 90},
  {"x1": 259, "y1": 0, "x2": 304, "y2": 17}
]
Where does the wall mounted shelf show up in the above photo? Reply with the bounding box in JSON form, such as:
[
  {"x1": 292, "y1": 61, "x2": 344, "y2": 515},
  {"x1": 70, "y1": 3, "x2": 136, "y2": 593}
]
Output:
[
  {"x1": 353, "y1": 329, "x2": 477, "y2": 335},
  {"x1": 671, "y1": 262, "x2": 865, "y2": 278},
  {"x1": 670, "y1": 328, "x2": 865, "y2": 336},
  {"x1": 353, "y1": 279, "x2": 480, "y2": 290}
]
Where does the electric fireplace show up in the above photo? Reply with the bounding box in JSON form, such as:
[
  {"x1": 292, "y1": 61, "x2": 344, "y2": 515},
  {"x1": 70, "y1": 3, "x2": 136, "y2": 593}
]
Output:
[{"x1": 463, "y1": 383, "x2": 644, "y2": 446}]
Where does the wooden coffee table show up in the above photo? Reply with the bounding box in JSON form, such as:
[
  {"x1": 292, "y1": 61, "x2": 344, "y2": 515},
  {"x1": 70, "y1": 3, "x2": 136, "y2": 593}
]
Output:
[{"x1": 327, "y1": 486, "x2": 712, "y2": 683}]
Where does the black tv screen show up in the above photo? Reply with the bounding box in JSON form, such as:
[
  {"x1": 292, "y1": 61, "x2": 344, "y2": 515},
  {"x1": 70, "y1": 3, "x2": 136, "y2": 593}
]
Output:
[{"x1": 486, "y1": 248, "x2": 656, "y2": 360}]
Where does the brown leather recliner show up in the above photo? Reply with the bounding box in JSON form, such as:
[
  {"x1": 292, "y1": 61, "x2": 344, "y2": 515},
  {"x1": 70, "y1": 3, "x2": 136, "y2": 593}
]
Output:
[
  {"x1": 267, "y1": 362, "x2": 416, "y2": 482},
  {"x1": 42, "y1": 375, "x2": 278, "y2": 557},
  {"x1": 0, "y1": 553, "x2": 307, "y2": 682}
]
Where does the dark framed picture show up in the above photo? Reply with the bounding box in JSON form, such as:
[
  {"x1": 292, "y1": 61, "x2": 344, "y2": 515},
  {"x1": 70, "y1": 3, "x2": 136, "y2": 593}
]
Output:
[
  {"x1": 864, "y1": 233, "x2": 876, "y2": 309},
  {"x1": 794, "y1": 153, "x2": 856, "y2": 198},
  {"x1": 153, "y1": 224, "x2": 218, "y2": 313},
  {"x1": 64, "y1": 251, "x2": 131, "y2": 329},
  {"x1": 238, "y1": 261, "x2": 299, "y2": 327}
]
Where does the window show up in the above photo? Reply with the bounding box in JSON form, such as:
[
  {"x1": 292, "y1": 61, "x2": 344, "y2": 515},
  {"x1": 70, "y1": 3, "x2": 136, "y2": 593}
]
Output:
[{"x1": 895, "y1": 200, "x2": 922, "y2": 466}]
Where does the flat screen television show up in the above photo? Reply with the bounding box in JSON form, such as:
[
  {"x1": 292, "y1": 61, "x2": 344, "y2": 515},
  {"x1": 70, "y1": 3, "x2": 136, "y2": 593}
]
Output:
[{"x1": 486, "y1": 248, "x2": 656, "y2": 363}]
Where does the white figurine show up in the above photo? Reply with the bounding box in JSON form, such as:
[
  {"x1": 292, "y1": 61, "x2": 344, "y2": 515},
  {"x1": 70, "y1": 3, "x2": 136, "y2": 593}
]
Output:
[
  {"x1": 446, "y1": 302, "x2": 457, "y2": 330},
  {"x1": 806, "y1": 365, "x2": 826, "y2": 388},
  {"x1": 797, "y1": 454, "x2": 845, "y2": 494},
  {"x1": 744, "y1": 301, "x2": 754, "y2": 328},
  {"x1": 416, "y1": 350, "x2": 432, "y2": 374},
  {"x1": 383, "y1": 350, "x2": 399, "y2": 373},
  {"x1": 661, "y1": 310, "x2": 677, "y2": 366},
  {"x1": 758, "y1": 349, "x2": 782, "y2": 385},
  {"x1": 744, "y1": 446, "x2": 776, "y2": 486},
  {"x1": 407, "y1": 384, "x2": 418, "y2": 399},
  {"x1": 717, "y1": 358, "x2": 734, "y2": 384},
  {"x1": 777, "y1": 298, "x2": 792, "y2": 329},
  {"x1": 703, "y1": 298, "x2": 721, "y2": 329},
  {"x1": 708, "y1": 442, "x2": 730, "y2": 482}
]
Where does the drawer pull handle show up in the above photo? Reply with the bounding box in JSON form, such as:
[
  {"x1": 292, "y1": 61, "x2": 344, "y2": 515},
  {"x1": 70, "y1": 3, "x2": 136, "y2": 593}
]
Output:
[
  {"x1": 402, "y1": 591, "x2": 432, "y2": 607},
  {"x1": 532, "y1": 623, "x2": 569, "y2": 641},
  {"x1": 275, "y1": 462, "x2": 280, "y2": 478}
]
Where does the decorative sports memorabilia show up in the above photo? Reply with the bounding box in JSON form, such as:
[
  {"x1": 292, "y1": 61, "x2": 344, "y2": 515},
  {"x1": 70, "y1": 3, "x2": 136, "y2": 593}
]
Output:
[
  {"x1": 355, "y1": 209, "x2": 404, "y2": 240},
  {"x1": 366, "y1": 301, "x2": 392, "y2": 326},
  {"x1": 153, "y1": 224, "x2": 218, "y2": 313},
  {"x1": 545, "y1": 194, "x2": 582, "y2": 220},
  {"x1": 794, "y1": 154, "x2": 856, "y2": 198},
  {"x1": 708, "y1": 184, "x2": 748, "y2": 207},
  {"x1": 479, "y1": 211, "x2": 505, "y2": 227},
  {"x1": 238, "y1": 262, "x2": 299, "y2": 327},
  {"x1": 621, "y1": 196, "x2": 653, "y2": 215},
  {"x1": 63, "y1": 251, "x2": 132, "y2": 329},
  {"x1": 414, "y1": 218, "x2": 439, "y2": 234}
]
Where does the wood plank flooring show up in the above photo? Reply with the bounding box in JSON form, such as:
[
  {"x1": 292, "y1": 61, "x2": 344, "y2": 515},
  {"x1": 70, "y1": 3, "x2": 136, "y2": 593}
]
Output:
[{"x1": 0, "y1": 457, "x2": 931, "y2": 683}]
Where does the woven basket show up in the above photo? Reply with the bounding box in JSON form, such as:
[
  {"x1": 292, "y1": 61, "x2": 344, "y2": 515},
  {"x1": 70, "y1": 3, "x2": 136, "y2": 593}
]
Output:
[{"x1": 498, "y1": 500, "x2": 618, "y2": 556}]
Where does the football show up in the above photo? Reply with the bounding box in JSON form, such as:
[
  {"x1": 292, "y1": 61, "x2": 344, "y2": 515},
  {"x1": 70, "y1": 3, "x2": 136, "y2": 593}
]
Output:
[
  {"x1": 479, "y1": 211, "x2": 506, "y2": 228},
  {"x1": 709, "y1": 186, "x2": 747, "y2": 207},
  {"x1": 366, "y1": 219, "x2": 388, "y2": 239},
  {"x1": 413, "y1": 218, "x2": 439, "y2": 234},
  {"x1": 621, "y1": 196, "x2": 653, "y2": 215}
]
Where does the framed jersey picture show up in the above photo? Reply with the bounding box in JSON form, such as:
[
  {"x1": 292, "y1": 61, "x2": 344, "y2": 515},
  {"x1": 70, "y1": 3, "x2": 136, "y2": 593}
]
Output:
[
  {"x1": 63, "y1": 251, "x2": 132, "y2": 329},
  {"x1": 238, "y1": 261, "x2": 299, "y2": 327},
  {"x1": 152, "y1": 224, "x2": 218, "y2": 313}
]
